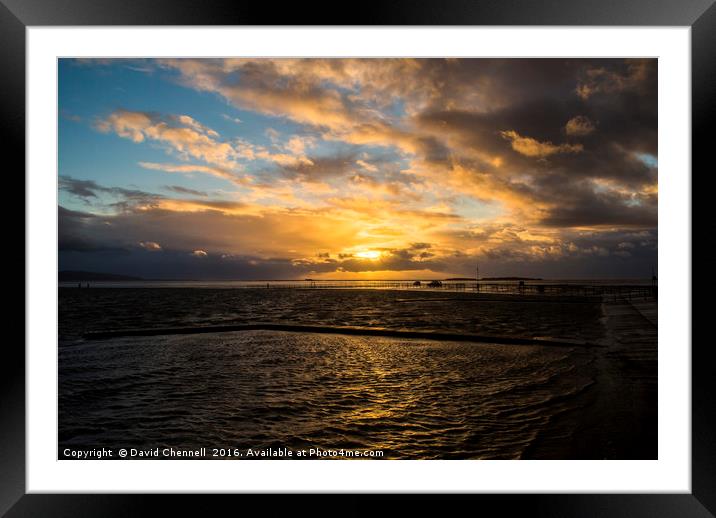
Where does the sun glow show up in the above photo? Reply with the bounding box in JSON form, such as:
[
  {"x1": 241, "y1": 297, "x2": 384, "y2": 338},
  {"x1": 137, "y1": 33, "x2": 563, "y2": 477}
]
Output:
[{"x1": 355, "y1": 250, "x2": 382, "y2": 260}]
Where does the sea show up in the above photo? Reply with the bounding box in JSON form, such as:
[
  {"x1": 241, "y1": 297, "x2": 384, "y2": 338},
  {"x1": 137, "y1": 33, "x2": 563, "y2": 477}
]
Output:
[{"x1": 58, "y1": 283, "x2": 657, "y2": 459}]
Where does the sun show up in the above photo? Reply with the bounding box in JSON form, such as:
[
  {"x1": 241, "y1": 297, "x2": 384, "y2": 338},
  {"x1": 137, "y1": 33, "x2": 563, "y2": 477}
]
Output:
[{"x1": 355, "y1": 250, "x2": 382, "y2": 260}]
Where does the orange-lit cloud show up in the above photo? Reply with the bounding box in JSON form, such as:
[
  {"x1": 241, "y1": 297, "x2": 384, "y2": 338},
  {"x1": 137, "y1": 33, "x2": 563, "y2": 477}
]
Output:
[
  {"x1": 499, "y1": 130, "x2": 583, "y2": 158},
  {"x1": 564, "y1": 115, "x2": 596, "y2": 137},
  {"x1": 97, "y1": 110, "x2": 239, "y2": 170}
]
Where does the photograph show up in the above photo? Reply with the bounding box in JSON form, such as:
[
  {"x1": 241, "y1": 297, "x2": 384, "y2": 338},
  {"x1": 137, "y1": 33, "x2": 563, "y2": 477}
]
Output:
[{"x1": 57, "y1": 57, "x2": 658, "y2": 461}]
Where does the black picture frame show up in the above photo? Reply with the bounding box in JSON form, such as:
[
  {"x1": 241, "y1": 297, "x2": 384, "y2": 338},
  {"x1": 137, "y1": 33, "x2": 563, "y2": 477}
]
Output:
[{"x1": 4, "y1": 0, "x2": 711, "y2": 514}]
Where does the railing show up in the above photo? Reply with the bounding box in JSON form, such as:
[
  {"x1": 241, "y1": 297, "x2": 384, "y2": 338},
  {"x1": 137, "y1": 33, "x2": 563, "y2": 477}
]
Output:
[
  {"x1": 59, "y1": 280, "x2": 658, "y2": 300},
  {"x1": 229, "y1": 281, "x2": 658, "y2": 300}
]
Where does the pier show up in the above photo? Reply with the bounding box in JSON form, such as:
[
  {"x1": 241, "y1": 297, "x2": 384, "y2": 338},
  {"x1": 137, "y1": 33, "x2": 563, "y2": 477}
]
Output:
[{"x1": 211, "y1": 280, "x2": 658, "y2": 301}]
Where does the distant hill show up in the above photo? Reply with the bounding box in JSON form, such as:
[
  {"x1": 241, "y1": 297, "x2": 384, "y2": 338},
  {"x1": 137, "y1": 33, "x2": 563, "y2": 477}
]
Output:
[
  {"x1": 59, "y1": 271, "x2": 143, "y2": 282},
  {"x1": 444, "y1": 276, "x2": 543, "y2": 281},
  {"x1": 481, "y1": 276, "x2": 543, "y2": 281}
]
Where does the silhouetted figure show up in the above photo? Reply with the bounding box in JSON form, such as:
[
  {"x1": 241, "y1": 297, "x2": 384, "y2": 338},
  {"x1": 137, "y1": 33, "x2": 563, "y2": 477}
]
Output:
[
  {"x1": 413, "y1": 281, "x2": 421, "y2": 287},
  {"x1": 86, "y1": 283, "x2": 89, "y2": 289},
  {"x1": 77, "y1": 283, "x2": 81, "y2": 289}
]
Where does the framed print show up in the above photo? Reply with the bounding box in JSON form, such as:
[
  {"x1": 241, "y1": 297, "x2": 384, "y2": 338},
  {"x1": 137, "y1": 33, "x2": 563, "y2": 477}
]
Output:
[{"x1": 5, "y1": 0, "x2": 712, "y2": 513}]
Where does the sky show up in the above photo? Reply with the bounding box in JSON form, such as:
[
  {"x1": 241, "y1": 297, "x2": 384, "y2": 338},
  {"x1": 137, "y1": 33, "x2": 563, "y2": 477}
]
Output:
[{"x1": 58, "y1": 58, "x2": 657, "y2": 280}]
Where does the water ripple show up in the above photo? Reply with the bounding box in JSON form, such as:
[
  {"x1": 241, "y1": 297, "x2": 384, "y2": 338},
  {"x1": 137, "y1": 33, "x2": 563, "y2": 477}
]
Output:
[{"x1": 59, "y1": 330, "x2": 595, "y2": 459}]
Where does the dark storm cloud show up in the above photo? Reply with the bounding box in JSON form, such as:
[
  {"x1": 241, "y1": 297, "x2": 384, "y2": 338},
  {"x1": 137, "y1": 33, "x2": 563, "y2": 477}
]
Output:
[
  {"x1": 59, "y1": 206, "x2": 128, "y2": 253},
  {"x1": 539, "y1": 192, "x2": 657, "y2": 228},
  {"x1": 441, "y1": 227, "x2": 657, "y2": 279},
  {"x1": 414, "y1": 60, "x2": 657, "y2": 228}
]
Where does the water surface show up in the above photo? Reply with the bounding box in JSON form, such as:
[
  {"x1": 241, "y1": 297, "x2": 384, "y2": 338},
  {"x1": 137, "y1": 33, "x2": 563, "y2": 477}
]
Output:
[
  {"x1": 58, "y1": 287, "x2": 655, "y2": 459},
  {"x1": 60, "y1": 330, "x2": 594, "y2": 459}
]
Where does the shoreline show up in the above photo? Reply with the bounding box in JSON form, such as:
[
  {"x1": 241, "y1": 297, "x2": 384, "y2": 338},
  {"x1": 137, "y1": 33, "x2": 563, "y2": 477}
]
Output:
[{"x1": 524, "y1": 299, "x2": 657, "y2": 459}]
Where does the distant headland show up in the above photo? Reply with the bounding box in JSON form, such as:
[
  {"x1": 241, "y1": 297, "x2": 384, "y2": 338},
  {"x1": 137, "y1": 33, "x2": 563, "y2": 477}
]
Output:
[
  {"x1": 59, "y1": 271, "x2": 144, "y2": 282},
  {"x1": 444, "y1": 277, "x2": 543, "y2": 281}
]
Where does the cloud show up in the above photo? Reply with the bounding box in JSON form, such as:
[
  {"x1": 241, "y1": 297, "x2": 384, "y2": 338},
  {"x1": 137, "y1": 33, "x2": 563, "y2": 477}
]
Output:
[
  {"x1": 276, "y1": 154, "x2": 356, "y2": 181},
  {"x1": 157, "y1": 59, "x2": 457, "y2": 157},
  {"x1": 59, "y1": 177, "x2": 101, "y2": 198},
  {"x1": 139, "y1": 241, "x2": 162, "y2": 251},
  {"x1": 164, "y1": 185, "x2": 209, "y2": 197},
  {"x1": 176, "y1": 114, "x2": 219, "y2": 137},
  {"x1": 60, "y1": 176, "x2": 255, "y2": 216},
  {"x1": 356, "y1": 159, "x2": 378, "y2": 173},
  {"x1": 539, "y1": 194, "x2": 657, "y2": 228},
  {"x1": 575, "y1": 59, "x2": 654, "y2": 100},
  {"x1": 285, "y1": 136, "x2": 314, "y2": 155},
  {"x1": 96, "y1": 110, "x2": 239, "y2": 170},
  {"x1": 138, "y1": 161, "x2": 250, "y2": 186},
  {"x1": 565, "y1": 115, "x2": 596, "y2": 136},
  {"x1": 59, "y1": 176, "x2": 161, "y2": 210},
  {"x1": 59, "y1": 206, "x2": 112, "y2": 252},
  {"x1": 221, "y1": 114, "x2": 242, "y2": 124},
  {"x1": 500, "y1": 130, "x2": 583, "y2": 158},
  {"x1": 59, "y1": 191, "x2": 657, "y2": 279}
]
